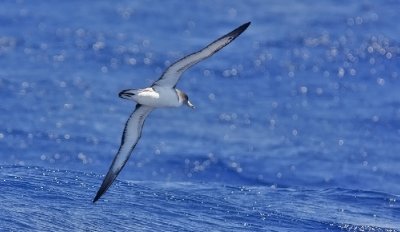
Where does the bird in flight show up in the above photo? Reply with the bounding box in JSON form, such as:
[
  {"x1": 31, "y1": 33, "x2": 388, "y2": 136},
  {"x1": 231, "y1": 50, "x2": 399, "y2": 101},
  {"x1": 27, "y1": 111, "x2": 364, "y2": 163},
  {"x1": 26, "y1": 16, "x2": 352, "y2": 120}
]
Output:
[{"x1": 93, "y1": 22, "x2": 251, "y2": 203}]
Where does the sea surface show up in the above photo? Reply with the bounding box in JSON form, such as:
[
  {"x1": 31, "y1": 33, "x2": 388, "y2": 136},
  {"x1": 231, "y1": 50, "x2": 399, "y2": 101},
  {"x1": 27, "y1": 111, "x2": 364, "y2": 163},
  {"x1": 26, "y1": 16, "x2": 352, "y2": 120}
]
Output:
[{"x1": 0, "y1": 0, "x2": 399, "y2": 231}]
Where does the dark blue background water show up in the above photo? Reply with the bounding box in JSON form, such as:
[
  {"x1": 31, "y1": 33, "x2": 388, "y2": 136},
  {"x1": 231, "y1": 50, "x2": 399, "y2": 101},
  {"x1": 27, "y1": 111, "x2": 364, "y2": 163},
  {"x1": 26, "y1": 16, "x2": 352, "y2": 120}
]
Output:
[{"x1": 0, "y1": 0, "x2": 399, "y2": 231}]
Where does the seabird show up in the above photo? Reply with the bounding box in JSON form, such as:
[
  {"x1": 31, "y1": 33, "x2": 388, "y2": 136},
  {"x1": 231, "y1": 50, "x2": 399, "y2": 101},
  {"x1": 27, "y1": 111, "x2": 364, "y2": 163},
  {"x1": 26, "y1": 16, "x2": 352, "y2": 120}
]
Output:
[{"x1": 93, "y1": 22, "x2": 251, "y2": 203}]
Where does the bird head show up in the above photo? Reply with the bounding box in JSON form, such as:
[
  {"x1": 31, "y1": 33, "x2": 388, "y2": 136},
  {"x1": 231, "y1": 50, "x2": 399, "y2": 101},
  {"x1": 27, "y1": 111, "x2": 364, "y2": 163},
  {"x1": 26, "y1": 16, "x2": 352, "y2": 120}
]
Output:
[{"x1": 176, "y1": 89, "x2": 195, "y2": 109}]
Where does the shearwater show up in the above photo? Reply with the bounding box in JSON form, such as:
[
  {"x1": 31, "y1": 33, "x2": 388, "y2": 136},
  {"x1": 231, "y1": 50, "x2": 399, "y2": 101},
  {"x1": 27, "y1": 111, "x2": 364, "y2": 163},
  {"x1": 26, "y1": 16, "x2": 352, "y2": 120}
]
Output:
[{"x1": 93, "y1": 22, "x2": 251, "y2": 203}]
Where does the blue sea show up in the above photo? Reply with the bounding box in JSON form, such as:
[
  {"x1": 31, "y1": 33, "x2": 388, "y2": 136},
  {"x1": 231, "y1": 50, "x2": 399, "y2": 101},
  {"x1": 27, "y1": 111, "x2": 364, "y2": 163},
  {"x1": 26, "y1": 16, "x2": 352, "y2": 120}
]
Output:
[{"x1": 0, "y1": 0, "x2": 399, "y2": 231}]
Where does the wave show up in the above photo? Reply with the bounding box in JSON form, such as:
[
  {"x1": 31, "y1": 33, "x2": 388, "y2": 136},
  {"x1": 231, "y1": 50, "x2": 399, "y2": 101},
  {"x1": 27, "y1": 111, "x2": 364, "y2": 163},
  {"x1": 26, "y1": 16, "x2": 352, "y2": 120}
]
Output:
[{"x1": 0, "y1": 165, "x2": 398, "y2": 231}]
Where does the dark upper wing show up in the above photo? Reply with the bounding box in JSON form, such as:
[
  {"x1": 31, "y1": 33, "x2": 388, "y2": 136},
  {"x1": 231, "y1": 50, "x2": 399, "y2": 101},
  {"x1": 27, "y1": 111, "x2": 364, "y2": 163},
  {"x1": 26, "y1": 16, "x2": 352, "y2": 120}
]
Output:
[
  {"x1": 93, "y1": 104, "x2": 153, "y2": 203},
  {"x1": 152, "y1": 22, "x2": 251, "y2": 88}
]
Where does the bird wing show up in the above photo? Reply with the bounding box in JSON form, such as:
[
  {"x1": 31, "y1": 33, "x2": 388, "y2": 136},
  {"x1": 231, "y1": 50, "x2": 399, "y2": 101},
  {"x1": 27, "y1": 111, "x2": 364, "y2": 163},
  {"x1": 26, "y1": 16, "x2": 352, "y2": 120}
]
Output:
[
  {"x1": 93, "y1": 104, "x2": 153, "y2": 202},
  {"x1": 151, "y1": 22, "x2": 251, "y2": 88}
]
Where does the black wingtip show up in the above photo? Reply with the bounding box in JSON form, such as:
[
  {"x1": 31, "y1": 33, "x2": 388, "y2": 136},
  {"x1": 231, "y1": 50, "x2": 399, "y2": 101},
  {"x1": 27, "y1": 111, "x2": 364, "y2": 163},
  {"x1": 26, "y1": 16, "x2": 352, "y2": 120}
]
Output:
[
  {"x1": 93, "y1": 193, "x2": 101, "y2": 203},
  {"x1": 227, "y1": 21, "x2": 251, "y2": 39},
  {"x1": 93, "y1": 183, "x2": 107, "y2": 203},
  {"x1": 236, "y1": 21, "x2": 251, "y2": 33},
  {"x1": 242, "y1": 21, "x2": 251, "y2": 29},
  {"x1": 92, "y1": 170, "x2": 118, "y2": 203}
]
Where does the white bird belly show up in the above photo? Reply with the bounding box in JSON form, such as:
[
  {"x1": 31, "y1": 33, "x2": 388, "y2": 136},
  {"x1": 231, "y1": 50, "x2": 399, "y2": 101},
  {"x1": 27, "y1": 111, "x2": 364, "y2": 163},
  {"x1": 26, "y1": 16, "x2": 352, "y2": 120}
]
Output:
[{"x1": 134, "y1": 87, "x2": 180, "y2": 107}]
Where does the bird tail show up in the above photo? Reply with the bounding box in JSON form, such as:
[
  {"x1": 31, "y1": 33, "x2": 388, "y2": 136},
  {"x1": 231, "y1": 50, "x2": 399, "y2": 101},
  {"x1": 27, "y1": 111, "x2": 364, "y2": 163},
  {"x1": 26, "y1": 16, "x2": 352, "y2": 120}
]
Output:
[{"x1": 118, "y1": 89, "x2": 140, "y2": 100}]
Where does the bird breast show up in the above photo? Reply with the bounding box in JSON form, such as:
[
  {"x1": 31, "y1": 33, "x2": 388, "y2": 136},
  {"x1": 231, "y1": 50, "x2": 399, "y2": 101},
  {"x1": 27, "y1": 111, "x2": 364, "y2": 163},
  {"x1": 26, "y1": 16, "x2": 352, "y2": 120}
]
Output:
[{"x1": 135, "y1": 87, "x2": 181, "y2": 107}]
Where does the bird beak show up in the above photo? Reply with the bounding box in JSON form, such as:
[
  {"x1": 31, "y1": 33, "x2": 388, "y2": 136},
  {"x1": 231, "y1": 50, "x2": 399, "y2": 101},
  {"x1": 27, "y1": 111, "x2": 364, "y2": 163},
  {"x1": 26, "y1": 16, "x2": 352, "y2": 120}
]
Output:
[{"x1": 187, "y1": 100, "x2": 195, "y2": 109}]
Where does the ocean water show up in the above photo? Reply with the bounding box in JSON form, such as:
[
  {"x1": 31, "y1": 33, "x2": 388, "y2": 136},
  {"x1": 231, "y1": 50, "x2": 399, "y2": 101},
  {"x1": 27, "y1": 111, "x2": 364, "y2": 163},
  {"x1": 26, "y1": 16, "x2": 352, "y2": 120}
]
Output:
[{"x1": 0, "y1": 0, "x2": 399, "y2": 231}]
